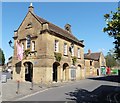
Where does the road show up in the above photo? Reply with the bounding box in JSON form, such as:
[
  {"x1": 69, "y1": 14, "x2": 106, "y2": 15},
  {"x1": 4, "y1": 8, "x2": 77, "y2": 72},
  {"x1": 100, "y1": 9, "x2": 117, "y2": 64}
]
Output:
[{"x1": 16, "y1": 76, "x2": 120, "y2": 103}]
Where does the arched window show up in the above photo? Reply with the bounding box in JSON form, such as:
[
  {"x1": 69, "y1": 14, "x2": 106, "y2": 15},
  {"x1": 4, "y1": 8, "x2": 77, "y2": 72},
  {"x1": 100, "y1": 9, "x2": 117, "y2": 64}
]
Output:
[{"x1": 26, "y1": 35, "x2": 31, "y2": 49}]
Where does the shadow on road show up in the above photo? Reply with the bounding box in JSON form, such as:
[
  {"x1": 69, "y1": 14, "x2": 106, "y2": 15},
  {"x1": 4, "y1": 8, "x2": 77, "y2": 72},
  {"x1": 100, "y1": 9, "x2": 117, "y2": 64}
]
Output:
[
  {"x1": 88, "y1": 75, "x2": 120, "y2": 83},
  {"x1": 65, "y1": 85, "x2": 120, "y2": 103}
]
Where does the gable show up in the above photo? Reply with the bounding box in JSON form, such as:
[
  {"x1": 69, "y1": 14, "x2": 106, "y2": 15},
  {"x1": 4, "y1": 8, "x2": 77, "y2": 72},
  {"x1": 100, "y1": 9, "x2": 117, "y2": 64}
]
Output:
[
  {"x1": 14, "y1": 9, "x2": 84, "y2": 47},
  {"x1": 17, "y1": 11, "x2": 42, "y2": 40}
]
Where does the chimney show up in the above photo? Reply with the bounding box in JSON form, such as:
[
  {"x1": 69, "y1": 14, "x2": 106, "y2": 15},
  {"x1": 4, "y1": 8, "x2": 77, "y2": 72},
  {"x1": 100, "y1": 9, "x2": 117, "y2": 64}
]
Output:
[
  {"x1": 64, "y1": 24, "x2": 72, "y2": 33},
  {"x1": 42, "y1": 22, "x2": 49, "y2": 30},
  {"x1": 28, "y1": 3, "x2": 34, "y2": 13},
  {"x1": 88, "y1": 49, "x2": 91, "y2": 54}
]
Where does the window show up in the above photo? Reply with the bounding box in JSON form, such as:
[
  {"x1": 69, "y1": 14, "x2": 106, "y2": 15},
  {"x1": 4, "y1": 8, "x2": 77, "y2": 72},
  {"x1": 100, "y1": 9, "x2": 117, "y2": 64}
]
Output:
[
  {"x1": 71, "y1": 46, "x2": 74, "y2": 56},
  {"x1": 90, "y1": 61, "x2": 92, "y2": 66},
  {"x1": 22, "y1": 43, "x2": 24, "y2": 51},
  {"x1": 26, "y1": 35, "x2": 31, "y2": 49},
  {"x1": 32, "y1": 41, "x2": 35, "y2": 51},
  {"x1": 77, "y1": 48, "x2": 80, "y2": 58},
  {"x1": 64, "y1": 43, "x2": 67, "y2": 55},
  {"x1": 54, "y1": 40, "x2": 59, "y2": 52}
]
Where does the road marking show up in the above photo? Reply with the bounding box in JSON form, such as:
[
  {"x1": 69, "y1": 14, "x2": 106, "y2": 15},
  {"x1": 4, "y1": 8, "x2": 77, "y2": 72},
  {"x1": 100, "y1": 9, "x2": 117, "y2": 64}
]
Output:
[
  {"x1": 14, "y1": 88, "x2": 51, "y2": 101},
  {"x1": 14, "y1": 83, "x2": 71, "y2": 101},
  {"x1": 13, "y1": 79, "x2": 101, "y2": 101},
  {"x1": 114, "y1": 93, "x2": 119, "y2": 103},
  {"x1": 107, "y1": 93, "x2": 112, "y2": 103}
]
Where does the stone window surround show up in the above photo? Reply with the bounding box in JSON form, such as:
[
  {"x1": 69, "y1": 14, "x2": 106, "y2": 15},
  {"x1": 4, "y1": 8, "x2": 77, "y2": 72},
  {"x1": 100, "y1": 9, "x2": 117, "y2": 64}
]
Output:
[
  {"x1": 77, "y1": 48, "x2": 81, "y2": 59},
  {"x1": 54, "y1": 39, "x2": 59, "y2": 52},
  {"x1": 26, "y1": 35, "x2": 31, "y2": 49},
  {"x1": 64, "y1": 43, "x2": 68, "y2": 56}
]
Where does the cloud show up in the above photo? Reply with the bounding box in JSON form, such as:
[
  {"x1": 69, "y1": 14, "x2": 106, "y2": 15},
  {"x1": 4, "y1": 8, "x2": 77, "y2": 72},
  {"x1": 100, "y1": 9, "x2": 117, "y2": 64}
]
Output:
[{"x1": 98, "y1": 48, "x2": 105, "y2": 52}]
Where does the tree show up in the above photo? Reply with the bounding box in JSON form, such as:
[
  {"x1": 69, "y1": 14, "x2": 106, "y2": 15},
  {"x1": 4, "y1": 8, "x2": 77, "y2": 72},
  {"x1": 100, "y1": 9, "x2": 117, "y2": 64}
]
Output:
[
  {"x1": 103, "y1": 7, "x2": 120, "y2": 60},
  {"x1": 105, "y1": 50, "x2": 120, "y2": 68},
  {"x1": 0, "y1": 48, "x2": 5, "y2": 65}
]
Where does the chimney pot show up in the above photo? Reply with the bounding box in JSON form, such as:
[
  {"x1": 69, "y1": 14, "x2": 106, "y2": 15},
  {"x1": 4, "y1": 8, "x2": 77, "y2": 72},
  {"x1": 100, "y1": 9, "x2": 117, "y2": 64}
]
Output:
[
  {"x1": 88, "y1": 49, "x2": 91, "y2": 54},
  {"x1": 64, "y1": 24, "x2": 72, "y2": 33}
]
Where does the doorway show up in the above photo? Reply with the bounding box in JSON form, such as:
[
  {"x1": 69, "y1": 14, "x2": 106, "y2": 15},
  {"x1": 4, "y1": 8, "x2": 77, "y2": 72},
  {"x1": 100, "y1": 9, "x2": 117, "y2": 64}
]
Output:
[
  {"x1": 53, "y1": 62, "x2": 60, "y2": 82},
  {"x1": 24, "y1": 62, "x2": 33, "y2": 82}
]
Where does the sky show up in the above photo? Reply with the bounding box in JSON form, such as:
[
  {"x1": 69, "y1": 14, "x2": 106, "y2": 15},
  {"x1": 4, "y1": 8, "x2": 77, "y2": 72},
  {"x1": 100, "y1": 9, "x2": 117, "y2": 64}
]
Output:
[{"x1": 2, "y1": 2, "x2": 118, "y2": 63}]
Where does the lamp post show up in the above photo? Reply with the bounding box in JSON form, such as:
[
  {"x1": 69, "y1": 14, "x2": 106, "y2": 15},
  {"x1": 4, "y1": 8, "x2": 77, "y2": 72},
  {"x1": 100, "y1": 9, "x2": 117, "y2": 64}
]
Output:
[{"x1": 8, "y1": 40, "x2": 14, "y2": 49}]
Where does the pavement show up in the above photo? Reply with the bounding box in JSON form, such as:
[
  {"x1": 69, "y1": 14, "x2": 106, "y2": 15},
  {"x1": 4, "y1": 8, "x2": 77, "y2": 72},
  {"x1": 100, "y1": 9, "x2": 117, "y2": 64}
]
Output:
[{"x1": 2, "y1": 79, "x2": 70, "y2": 101}]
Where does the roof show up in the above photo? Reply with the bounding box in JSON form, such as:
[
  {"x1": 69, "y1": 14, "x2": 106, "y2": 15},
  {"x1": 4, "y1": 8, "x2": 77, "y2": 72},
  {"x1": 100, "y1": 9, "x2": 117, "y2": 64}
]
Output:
[
  {"x1": 14, "y1": 11, "x2": 84, "y2": 47},
  {"x1": 84, "y1": 52, "x2": 101, "y2": 60},
  {"x1": 33, "y1": 13, "x2": 84, "y2": 47}
]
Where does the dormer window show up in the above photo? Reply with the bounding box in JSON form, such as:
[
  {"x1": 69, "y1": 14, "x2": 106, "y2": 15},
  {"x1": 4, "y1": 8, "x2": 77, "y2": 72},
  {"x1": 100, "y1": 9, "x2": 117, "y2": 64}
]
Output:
[{"x1": 26, "y1": 35, "x2": 31, "y2": 49}]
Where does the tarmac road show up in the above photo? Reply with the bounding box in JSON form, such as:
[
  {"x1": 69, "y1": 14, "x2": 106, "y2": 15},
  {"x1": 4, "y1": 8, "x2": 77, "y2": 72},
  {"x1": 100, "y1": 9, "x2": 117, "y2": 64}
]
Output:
[{"x1": 15, "y1": 76, "x2": 120, "y2": 103}]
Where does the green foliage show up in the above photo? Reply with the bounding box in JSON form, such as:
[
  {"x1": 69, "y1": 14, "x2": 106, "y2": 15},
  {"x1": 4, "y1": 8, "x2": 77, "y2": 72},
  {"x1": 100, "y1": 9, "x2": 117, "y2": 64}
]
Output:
[
  {"x1": 54, "y1": 52, "x2": 62, "y2": 62},
  {"x1": 105, "y1": 50, "x2": 120, "y2": 67},
  {"x1": 103, "y1": 7, "x2": 120, "y2": 60},
  {"x1": 24, "y1": 49, "x2": 30, "y2": 58},
  {"x1": 104, "y1": 14, "x2": 110, "y2": 19},
  {"x1": 72, "y1": 56, "x2": 77, "y2": 65},
  {"x1": 0, "y1": 48, "x2": 5, "y2": 65}
]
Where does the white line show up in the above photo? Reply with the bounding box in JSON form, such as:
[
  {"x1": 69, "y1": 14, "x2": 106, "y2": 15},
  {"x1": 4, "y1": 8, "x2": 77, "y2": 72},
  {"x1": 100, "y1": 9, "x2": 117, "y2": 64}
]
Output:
[
  {"x1": 11, "y1": 80, "x2": 98, "y2": 101},
  {"x1": 14, "y1": 88, "x2": 51, "y2": 101},
  {"x1": 114, "y1": 93, "x2": 119, "y2": 103},
  {"x1": 107, "y1": 93, "x2": 112, "y2": 103},
  {"x1": 14, "y1": 83, "x2": 70, "y2": 101}
]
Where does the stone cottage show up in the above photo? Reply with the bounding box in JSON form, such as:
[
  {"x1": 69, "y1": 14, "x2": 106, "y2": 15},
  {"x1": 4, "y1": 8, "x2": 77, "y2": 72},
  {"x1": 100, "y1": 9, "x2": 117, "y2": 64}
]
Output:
[{"x1": 84, "y1": 50, "x2": 106, "y2": 77}]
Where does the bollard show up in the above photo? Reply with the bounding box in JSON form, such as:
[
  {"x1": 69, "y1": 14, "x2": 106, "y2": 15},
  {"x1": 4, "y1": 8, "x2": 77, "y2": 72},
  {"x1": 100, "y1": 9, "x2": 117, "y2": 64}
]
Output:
[
  {"x1": 16, "y1": 80, "x2": 20, "y2": 94},
  {"x1": 39, "y1": 78, "x2": 43, "y2": 88},
  {"x1": 30, "y1": 78, "x2": 33, "y2": 90}
]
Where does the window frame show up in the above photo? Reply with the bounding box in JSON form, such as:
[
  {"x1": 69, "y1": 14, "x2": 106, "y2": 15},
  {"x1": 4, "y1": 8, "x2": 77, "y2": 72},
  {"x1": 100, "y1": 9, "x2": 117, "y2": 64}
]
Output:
[
  {"x1": 31, "y1": 41, "x2": 35, "y2": 51},
  {"x1": 26, "y1": 35, "x2": 31, "y2": 49},
  {"x1": 71, "y1": 46, "x2": 74, "y2": 57},
  {"x1": 77, "y1": 48, "x2": 81, "y2": 58},
  {"x1": 64, "y1": 43, "x2": 68, "y2": 56},
  {"x1": 54, "y1": 40, "x2": 59, "y2": 52},
  {"x1": 22, "y1": 42, "x2": 24, "y2": 51}
]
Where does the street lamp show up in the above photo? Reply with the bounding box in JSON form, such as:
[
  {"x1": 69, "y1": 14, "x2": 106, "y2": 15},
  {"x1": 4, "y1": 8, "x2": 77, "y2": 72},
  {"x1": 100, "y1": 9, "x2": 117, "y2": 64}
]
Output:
[{"x1": 8, "y1": 40, "x2": 14, "y2": 49}]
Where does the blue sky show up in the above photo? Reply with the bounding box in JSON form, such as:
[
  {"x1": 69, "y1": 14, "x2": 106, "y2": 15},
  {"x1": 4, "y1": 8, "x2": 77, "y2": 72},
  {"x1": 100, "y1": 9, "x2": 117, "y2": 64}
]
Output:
[{"x1": 2, "y1": 2, "x2": 118, "y2": 63}]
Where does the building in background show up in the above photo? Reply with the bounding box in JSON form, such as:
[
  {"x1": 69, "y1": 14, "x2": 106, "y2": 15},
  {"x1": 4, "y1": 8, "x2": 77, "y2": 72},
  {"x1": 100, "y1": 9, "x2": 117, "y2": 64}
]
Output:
[
  {"x1": 84, "y1": 49, "x2": 106, "y2": 77},
  {"x1": 7, "y1": 56, "x2": 13, "y2": 72}
]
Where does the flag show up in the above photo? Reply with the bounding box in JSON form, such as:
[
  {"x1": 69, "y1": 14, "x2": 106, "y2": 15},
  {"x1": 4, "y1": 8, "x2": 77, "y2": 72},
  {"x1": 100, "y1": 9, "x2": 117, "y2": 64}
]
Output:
[{"x1": 16, "y1": 41, "x2": 23, "y2": 61}]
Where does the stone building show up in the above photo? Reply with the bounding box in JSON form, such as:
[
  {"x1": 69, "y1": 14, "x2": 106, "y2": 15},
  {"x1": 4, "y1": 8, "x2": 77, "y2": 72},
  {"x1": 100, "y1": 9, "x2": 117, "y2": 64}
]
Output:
[
  {"x1": 12, "y1": 4, "x2": 85, "y2": 84},
  {"x1": 7, "y1": 56, "x2": 13, "y2": 71},
  {"x1": 84, "y1": 50, "x2": 106, "y2": 77}
]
